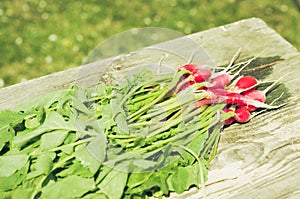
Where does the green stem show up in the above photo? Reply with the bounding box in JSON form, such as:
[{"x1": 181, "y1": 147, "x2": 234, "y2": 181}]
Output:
[
  {"x1": 167, "y1": 107, "x2": 184, "y2": 121},
  {"x1": 143, "y1": 103, "x2": 222, "y2": 146},
  {"x1": 131, "y1": 82, "x2": 162, "y2": 94},
  {"x1": 139, "y1": 106, "x2": 181, "y2": 123},
  {"x1": 104, "y1": 109, "x2": 222, "y2": 169},
  {"x1": 127, "y1": 88, "x2": 170, "y2": 121},
  {"x1": 129, "y1": 89, "x2": 164, "y2": 103},
  {"x1": 53, "y1": 154, "x2": 75, "y2": 170},
  {"x1": 146, "y1": 105, "x2": 206, "y2": 138},
  {"x1": 87, "y1": 93, "x2": 112, "y2": 103},
  {"x1": 133, "y1": 85, "x2": 160, "y2": 95},
  {"x1": 128, "y1": 121, "x2": 160, "y2": 128},
  {"x1": 149, "y1": 105, "x2": 221, "y2": 152},
  {"x1": 127, "y1": 70, "x2": 189, "y2": 121},
  {"x1": 207, "y1": 127, "x2": 221, "y2": 163},
  {"x1": 136, "y1": 137, "x2": 172, "y2": 153},
  {"x1": 150, "y1": 96, "x2": 178, "y2": 111},
  {"x1": 139, "y1": 92, "x2": 207, "y2": 122},
  {"x1": 114, "y1": 137, "x2": 139, "y2": 145},
  {"x1": 200, "y1": 122, "x2": 221, "y2": 159},
  {"x1": 135, "y1": 115, "x2": 215, "y2": 153},
  {"x1": 120, "y1": 73, "x2": 172, "y2": 106},
  {"x1": 49, "y1": 137, "x2": 93, "y2": 153},
  {"x1": 107, "y1": 134, "x2": 135, "y2": 139}
]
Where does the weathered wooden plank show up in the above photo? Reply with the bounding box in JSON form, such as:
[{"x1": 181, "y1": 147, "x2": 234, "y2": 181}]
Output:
[
  {"x1": 170, "y1": 103, "x2": 300, "y2": 199},
  {"x1": 166, "y1": 18, "x2": 300, "y2": 198},
  {"x1": 1, "y1": 17, "x2": 300, "y2": 198}
]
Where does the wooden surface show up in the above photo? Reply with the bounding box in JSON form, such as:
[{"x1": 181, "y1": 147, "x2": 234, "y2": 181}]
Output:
[{"x1": 1, "y1": 17, "x2": 300, "y2": 198}]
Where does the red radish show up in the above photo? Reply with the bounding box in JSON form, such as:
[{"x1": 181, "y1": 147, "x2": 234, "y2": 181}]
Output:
[
  {"x1": 194, "y1": 91, "x2": 272, "y2": 109},
  {"x1": 208, "y1": 88, "x2": 229, "y2": 97},
  {"x1": 241, "y1": 90, "x2": 266, "y2": 111},
  {"x1": 223, "y1": 108, "x2": 235, "y2": 125},
  {"x1": 178, "y1": 64, "x2": 197, "y2": 73},
  {"x1": 209, "y1": 73, "x2": 232, "y2": 88},
  {"x1": 224, "y1": 117, "x2": 235, "y2": 125},
  {"x1": 193, "y1": 68, "x2": 212, "y2": 83},
  {"x1": 178, "y1": 64, "x2": 211, "y2": 83},
  {"x1": 239, "y1": 104, "x2": 257, "y2": 112},
  {"x1": 234, "y1": 108, "x2": 251, "y2": 123},
  {"x1": 224, "y1": 92, "x2": 276, "y2": 109},
  {"x1": 181, "y1": 80, "x2": 195, "y2": 90},
  {"x1": 225, "y1": 93, "x2": 245, "y2": 104},
  {"x1": 243, "y1": 89, "x2": 266, "y2": 103},
  {"x1": 193, "y1": 91, "x2": 278, "y2": 110},
  {"x1": 236, "y1": 76, "x2": 258, "y2": 90}
]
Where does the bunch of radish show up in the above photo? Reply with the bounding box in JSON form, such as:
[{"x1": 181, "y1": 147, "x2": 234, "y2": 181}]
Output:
[{"x1": 177, "y1": 63, "x2": 280, "y2": 125}]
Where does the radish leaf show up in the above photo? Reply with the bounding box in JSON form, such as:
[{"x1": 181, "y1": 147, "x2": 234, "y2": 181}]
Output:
[
  {"x1": 41, "y1": 175, "x2": 95, "y2": 198},
  {"x1": 98, "y1": 169, "x2": 128, "y2": 199}
]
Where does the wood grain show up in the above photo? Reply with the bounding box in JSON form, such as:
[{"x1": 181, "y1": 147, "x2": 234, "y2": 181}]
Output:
[
  {"x1": 1, "y1": 17, "x2": 300, "y2": 198},
  {"x1": 167, "y1": 18, "x2": 300, "y2": 199}
]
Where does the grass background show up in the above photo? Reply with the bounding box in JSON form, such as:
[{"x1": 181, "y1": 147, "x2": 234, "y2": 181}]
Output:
[{"x1": 1, "y1": 0, "x2": 300, "y2": 87}]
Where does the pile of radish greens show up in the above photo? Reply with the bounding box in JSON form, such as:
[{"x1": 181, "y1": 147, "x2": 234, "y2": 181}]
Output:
[{"x1": 0, "y1": 54, "x2": 282, "y2": 199}]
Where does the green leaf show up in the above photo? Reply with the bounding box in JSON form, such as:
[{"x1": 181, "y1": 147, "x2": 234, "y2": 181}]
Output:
[
  {"x1": 83, "y1": 192, "x2": 108, "y2": 199},
  {"x1": 188, "y1": 131, "x2": 209, "y2": 157},
  {"x1": 149, "y1": 172, "x2": 169, "y2": 195},
  {"x1": 95, "y1": 104, "x2": 115, "y2": 133},
  {"x1": 73, "y1": 97, "x2": 90, "y2": 115},
  {"x1": 16, "y1": 89, "x2": 72, "y2": 112},
  {"x1": 127, "y1": 172, "x2": 153, "y2": 189},
  {"x1": 97, "y1": 117, "x2": 115, "y2": 133},
  {"x1": 98, "y1": 169, "x2": 128, "y2": 199},
  {"x1": 24, "y1": 114, "x2": 41, "y2": 129},
  {"x1": 86, "y1": 133, "x2": 107, "y2": 163},
  {"x1": 11, "y1": 187, "x2": 34, "y2": 199},
  {"x1": 18, "y1": 174, "x2": 45, "y2": 190},
  {"x1": 56, "y1": 159, "x2": 94, "y2": 178},
  {"x1": 0, "y1": 110, "x2": 24, "y2": 127},
  {"x1": 133, "y1": 159, "x2": 157, "y2": 170},
  {"x1": 86, "y1": 86, "x2": 112, "y2": 102},
  {"x1": 168, "y1": 163, "x2": 204, "y2": 194},
  {"x1": 26, "y1": 152, "x2": 55, "y2": 180},
  {"x1": 59, "y1": 144, "x2": 74, "y2": 155},
  {"x1": 40, "y1": 130, "x2": 69, "y2": 151},
  {"x1": 41, "y1": 175, "x2": 96, "y2": 199},
  {"x1": 0, "y1": 190, "x2": 12, "y2": 199},
  {"x1": 36, "y1": 152, "x2": 55, "y2": 174},
  {"x1": 114, "y1": 113, "x2": 129, "y2": 134},
  {"x1": 0, "y1": 160, "x2": 29, "y2": 191},
  {"x1": 111, "y1": 89, "x2": 129, "y2": 134},
  {"x1": 0, "y1": 125, "x2": 14, "y2": 151},
  {"x1": 13, "y1": 111, "x2": 75, "y2": 149},
  {"x1": 75, "y1": 133, "x2": 107, "y2": 174},
  {"x1": 127, "y1": 168, "x2": 170, "y2": 197},
  {"x1": 0, "y1": 154, "x2": 28, "y2": 177},
  {"x1": 95, "y1": 165, "x2": 112, "y2": 185},
  {"x1": 24, "y1": 116, "x2": 40, "y2": 129},
  {"x1": 177, "y1": 131, "x2": 209, "y2": 164},
  {"x1": 22, "y1": 106, "x2": 45, "y2": 129},
  {"x1": 72, "y1": 85, "x2": 88, "y2": 102},
  {"x1": 59, "y1": 132, "x2": 77, "y2": 154}
]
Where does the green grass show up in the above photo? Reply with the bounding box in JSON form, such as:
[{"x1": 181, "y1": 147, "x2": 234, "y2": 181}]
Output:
[{"x1": 1, "y1": 0, "x2": 300, "y2": 87}]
